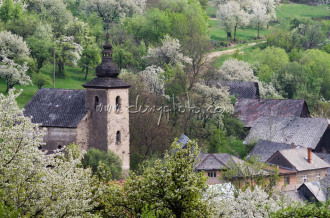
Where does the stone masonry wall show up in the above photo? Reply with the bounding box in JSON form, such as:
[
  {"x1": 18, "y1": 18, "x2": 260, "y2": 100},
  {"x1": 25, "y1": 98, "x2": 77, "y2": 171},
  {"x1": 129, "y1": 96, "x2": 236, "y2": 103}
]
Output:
[
  {"x1": 85, "y1": 89, "x2": 108, "y2": 151},
  {"x1": 107, "y1": 88, "x2": 130, "y2": 172},
  {"x1": 42, "y1": 127, "x2": 76, "y2": 150},
  {"x1": 76, "y1": 112, "x2": 90, "y2": 151}
]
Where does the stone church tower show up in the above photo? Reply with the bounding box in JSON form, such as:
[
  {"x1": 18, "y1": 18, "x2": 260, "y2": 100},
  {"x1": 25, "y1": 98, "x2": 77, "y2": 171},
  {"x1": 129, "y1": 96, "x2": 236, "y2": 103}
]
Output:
[
  {"x1": 24, "y1": 33, "x2": 131, "y2": 172},
  {"x1": 83, "y1": 34, "x2": 131, "y2": 171}
]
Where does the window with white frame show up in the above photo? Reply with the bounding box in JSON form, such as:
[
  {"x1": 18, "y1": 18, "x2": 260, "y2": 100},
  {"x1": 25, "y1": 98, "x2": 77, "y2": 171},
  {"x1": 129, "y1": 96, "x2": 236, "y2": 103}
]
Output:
[
  {"x1": 316, "y1": 173, "x2": 321, "y2": 181},
  {"x1": 302, "y1": 175, "x2": 308, "y2": 183}
]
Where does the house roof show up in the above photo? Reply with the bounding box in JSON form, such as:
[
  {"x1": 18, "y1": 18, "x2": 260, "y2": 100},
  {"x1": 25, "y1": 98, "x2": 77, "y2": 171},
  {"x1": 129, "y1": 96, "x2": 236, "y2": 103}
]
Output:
[
  {"x1": 235, "y1": 99, "x2": 309, "y2": 127},
  {"x1": 177, "y1": 134, "x2": 190, "y2": 149},
  {"x1": 195, "y1": 153, "x2": 231, "y2": 171},
  {"x1": 82, "y1": 77, "x2": 131, "y2": 89},
  {"x1": 208, "y1": 81, "x2": 259, "y2": 99},
  {"x1": 195, "y1": 153, "x2": 268, "y2": 177},
  {"x1": 249, "y1": 140, "x2": 294, "y2": 162},
  {"x1": 298, "y1": 182, "x2": 326, "y2": 202},
  {"x1": 245, "y1": 116, "x2": 329, "y2": 149},
  {"x1": 24, "y1": 88, "x2": 88, "y2": 128},
  {"x1": 270, "y1": 148, "x2": 330, "y2": 171},
  {"x1": 315, "y1": 153, "x2": 330, "y2": 165}
]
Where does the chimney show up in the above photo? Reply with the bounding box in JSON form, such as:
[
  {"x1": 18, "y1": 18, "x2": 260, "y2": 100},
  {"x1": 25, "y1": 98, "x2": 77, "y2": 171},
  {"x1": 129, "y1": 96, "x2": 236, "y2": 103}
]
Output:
[
  {"x1": 291, "y1": 143, "x2": 295, "y2": 149},
  {"x1": 307, "y1": 148, "x2": 312, "y2": 163}
]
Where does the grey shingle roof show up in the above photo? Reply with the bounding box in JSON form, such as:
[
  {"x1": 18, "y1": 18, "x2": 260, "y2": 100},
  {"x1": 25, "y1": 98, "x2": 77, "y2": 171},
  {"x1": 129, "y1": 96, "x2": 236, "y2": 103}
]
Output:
[
  {"x1": 245, "y1": 116, "x2": 329, "y2": 149},
  {"x1": 315, "y1": 153, "x2": 330, "y2": 165},
  {"x1": 208, "y1": 81, "x2": 260, "y2": 99},
  {"x1": 195, "y1": 153, "x2": 231, "y2": 171},
  {"x1": 24, "y1": 88, "x2": 88, "y2": 128},
  {"x1": 235, "y1": 99, "x2": 309, "y2": 127},
  {"x1": 249, "y1": 140, "x2": 293, "y2": 162},
  {"x1": 177, "y1": 134, "x2": 190, "y2": 149},
  {"x1": 195, "y1": 153, "x2": 268, "y2": 177},
  {"x1": 298, "y1": 182, "x2": 326, "y2": 202},
  {"x1": 82, "y1": 77, "x2": 130, "y2": 89},
  {"x1": 273, "y1": 148, "x2": 330, "y2": 171}
]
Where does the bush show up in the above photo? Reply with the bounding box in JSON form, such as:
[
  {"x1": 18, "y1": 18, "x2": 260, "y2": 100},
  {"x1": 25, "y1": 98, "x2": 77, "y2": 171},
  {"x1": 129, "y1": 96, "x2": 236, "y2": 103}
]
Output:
[
  {"x1": 271, "y1": 201, "x2": 330, "y2": 217},
  {"x1": 82, "y1": 149, "x2": 122, "y2": 180},
  {"x1": 32, "y1": 73, "x2": 52, "y2": 89}
]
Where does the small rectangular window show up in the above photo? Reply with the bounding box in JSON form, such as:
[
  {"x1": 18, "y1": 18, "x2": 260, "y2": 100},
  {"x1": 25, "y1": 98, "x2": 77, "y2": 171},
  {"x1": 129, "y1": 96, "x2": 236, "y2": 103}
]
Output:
[
  {"x1": 302, "y1": 175, "x2": 308, "y2": 183},
  {"x1": 207, "y1": 171, "x2": 217, "y2": 178},
  {"x1": 316, "y1": 173, "x2": 321, "y2": 181},
  {"x1": 284, "y1": 176, "x2": 290, "y2": 185}
]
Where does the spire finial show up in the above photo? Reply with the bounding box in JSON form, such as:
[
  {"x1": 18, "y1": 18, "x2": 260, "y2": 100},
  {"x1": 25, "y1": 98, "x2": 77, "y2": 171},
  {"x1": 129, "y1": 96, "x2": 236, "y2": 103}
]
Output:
[{"x1": 95, "y1": 31, "x2": 119, "y2": 78}]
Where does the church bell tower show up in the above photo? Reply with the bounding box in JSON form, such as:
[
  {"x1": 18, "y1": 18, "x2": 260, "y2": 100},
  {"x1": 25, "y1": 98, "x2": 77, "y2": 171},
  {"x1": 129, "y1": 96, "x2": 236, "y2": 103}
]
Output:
[{"x1": 83, "y1": 33, "x2": 131, "y2": 172}]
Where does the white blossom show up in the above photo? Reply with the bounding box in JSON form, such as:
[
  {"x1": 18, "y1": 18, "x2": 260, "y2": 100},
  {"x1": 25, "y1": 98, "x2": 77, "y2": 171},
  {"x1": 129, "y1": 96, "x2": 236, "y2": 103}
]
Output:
[
  {"x1": 0, "y1": 90, "x2": 100, "y2": 216},
  {"x1": 0, "y1": 57, "x2": 31, "y2": 91},
  {"x1": 213, "y1": 186, "x2": 286, "y2": 218},
  {"x1": 194, "y1": 83, "x2": 234, "y2": 114},
  {"x1": 56, "y1": 36, "x2": 83, "y2": 66},
  {"x1": 216, "y1": 1, "x2": 249, "y2": 34},
  {"x1": 144, "y1": 35, "x2": 192, "y2": 68},
  {"x1": 218, "y1": 59, "x2": 280, "y2": 98},
  {"x1": 0, "y1": 31, "x2": 30, "y2": 60},
  {"x1": 140, "y1": 65, "x2": 166, "y2": 96},
  {"x1": 218, "y1": 59, "x2": 257, "y2": 81},
  {"x1": 250, "y1": 1, "x2": 270, "y2": 31},
  {"x1": 86, "y1": 0, "x2": 146, "y2": 23}
]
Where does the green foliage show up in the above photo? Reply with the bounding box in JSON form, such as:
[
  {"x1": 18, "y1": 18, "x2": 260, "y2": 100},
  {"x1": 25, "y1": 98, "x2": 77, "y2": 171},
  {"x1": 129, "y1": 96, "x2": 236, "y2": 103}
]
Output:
[
  {"x1": 323, "y1": 44, "x2": 330, "y2": 54},
  {"x1": 113, "y1": 44, "x2": 135, "y2": 70},
  {"x1": 0, "y1": 193, "x2": 20, "y2": 218},
  {"x1": 5, "y1": 14, "x2": 38, "y2": 39},
  {"x1": 0, "y1": 0, "x2": 23, "y2": 23},
  {"x1": 222, "y1": 114, "x2": 247, "y2": 139},
  {"x1": 255, "y1": 47, "x2": 289, "y2": 83},
  {"x1": 82, "y1": 148, "x2": 122, "y2": 181},
  {"x1": 105, "y1": 140, "x2": 212, "y2": 217},
  {"x1": 80, "y1": 36, "x2": 101, "y2": 79},
  {"x1": 32, "y1": 73, "x2": 52, "y2": 89},
  {"x1": 299, "y1": 49, "x2": 330, "y2": 100},
  {"x1": 164, "y1": 64, "x2": 187, "y2": 97},
  {"x1": 124, "y1": 8, "x2": 171, "y2": 45},
  {"x1": 271, "y1": 201, "x2": 330, "y2": 217},
  {"x1": 27, "y1": 23, "x2": 54, "y2": 73}
]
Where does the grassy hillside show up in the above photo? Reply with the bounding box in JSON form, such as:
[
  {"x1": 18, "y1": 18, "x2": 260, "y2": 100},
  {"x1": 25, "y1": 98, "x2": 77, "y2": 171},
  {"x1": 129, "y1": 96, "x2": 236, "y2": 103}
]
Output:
[
  {"x1": 208, "y1": 2, "x2": 329, "y2": 47},
  {"x1": 276, "y1": 3, "x2": 329, "y2": 19},
  {"x1": 210, "y1": 3, "x2": 329, "y2": 67},
  {"x1": 0, "y1": 65, "x2": 93, "y2": 108},
  {"x1": 209, "y1": 19, "x2": 270, "y2": 42}
]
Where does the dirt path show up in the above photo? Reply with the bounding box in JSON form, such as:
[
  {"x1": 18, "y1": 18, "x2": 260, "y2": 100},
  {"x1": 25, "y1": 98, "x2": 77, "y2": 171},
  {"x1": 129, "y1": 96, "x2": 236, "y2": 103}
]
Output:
[{"x1": 206, "y1": 41, "x2": 266, "y2": 63}]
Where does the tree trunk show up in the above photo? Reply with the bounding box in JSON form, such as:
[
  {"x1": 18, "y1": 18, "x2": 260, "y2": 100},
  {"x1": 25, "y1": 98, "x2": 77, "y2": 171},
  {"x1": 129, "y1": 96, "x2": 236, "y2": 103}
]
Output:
[
  {"x1": 84, "y1": 66, "x2": 89, "y2": 80},
  {"x1": 257, "y1": 25, "x2": 260, "y2": 39},
  {"x1": 57, "y1": 61, "x2": 64, "y2": 77},
  {"x1": 234, "y1": 25, "x2": 238, "y2": 41}
]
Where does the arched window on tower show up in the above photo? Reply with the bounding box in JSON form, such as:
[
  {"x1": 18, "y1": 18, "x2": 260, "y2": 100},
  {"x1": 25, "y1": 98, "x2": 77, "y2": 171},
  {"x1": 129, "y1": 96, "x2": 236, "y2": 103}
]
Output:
[
  {"x1": 116, "y1": 131, "x2": 121, "y2": 144},
  {"x1": 116, "y1": 96, "x2": 121, "y2": 111},
  {"x1": 94, "y1": 96, "x2": 99, "y2": 109}
]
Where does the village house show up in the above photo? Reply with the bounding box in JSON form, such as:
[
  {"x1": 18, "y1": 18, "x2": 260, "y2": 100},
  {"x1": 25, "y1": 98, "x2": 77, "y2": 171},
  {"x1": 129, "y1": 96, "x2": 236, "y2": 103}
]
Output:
[
  {"x1": 194, "y1": 153, "x2": 268, "y2": 185},
  {"x1": 24, "y1": 34, "x2": 131, "y2": 171},
  {"x1": 245, "y1": 116, "x2": 330, "y2": 153},
  {"x1": 267, "y1": 148, "x2": 330, "y2": 191},
  {"x1": 234, "y1": 99, "x2": 310, "y2": 128}
]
